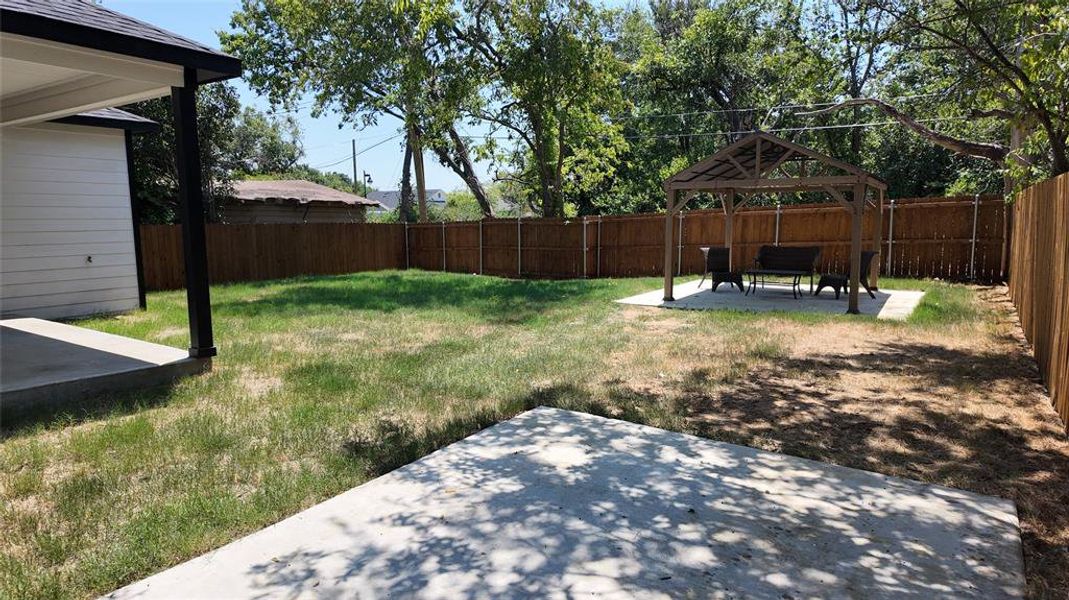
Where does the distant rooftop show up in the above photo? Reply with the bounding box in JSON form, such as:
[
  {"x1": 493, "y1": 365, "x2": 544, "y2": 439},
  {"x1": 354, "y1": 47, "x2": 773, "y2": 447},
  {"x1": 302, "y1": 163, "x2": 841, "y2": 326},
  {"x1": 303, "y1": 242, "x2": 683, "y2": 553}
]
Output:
[{"x1": 232, "y1": 180, "x2": 381, "y2": 207}]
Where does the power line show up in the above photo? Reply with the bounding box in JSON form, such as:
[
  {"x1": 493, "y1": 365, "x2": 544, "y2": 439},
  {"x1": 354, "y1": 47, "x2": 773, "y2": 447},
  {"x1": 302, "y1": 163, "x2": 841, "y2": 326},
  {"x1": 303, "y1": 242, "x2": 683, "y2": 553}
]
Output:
[
  {"x1": 460, "y1": 115, "x2": 969, "y2": 142},
  {"x1": 610, "y1": 93, "x2": 943, "y2": 121},
  {"x1": 620, "y1": 116, "x2": 970, "y2": 140},
  {"x1": 310, "y1": 133, "x2": 405, "y2": 170}
]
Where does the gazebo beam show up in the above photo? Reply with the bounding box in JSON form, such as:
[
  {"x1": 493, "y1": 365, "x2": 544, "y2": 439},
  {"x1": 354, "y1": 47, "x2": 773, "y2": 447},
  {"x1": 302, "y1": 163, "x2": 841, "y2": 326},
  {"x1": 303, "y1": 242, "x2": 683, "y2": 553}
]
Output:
[
  {"x1": 873, "y1": 188, "x2": 884, "y2": 289},
  {"x1": 722, "y1": 190, "x2": 737, "y2": 270},
  {"x1": 760, "y1": 149, "x2": 795, "y2": 177},
  {"x1": 663, "y1": 189, "x2": 677, "y2": 301},
  {"x1": 668, "y1": 175, "x2": 866, "y2": 191},
  {"x1": 847, "y1": 183, "x2": 866, "y2": 314}
]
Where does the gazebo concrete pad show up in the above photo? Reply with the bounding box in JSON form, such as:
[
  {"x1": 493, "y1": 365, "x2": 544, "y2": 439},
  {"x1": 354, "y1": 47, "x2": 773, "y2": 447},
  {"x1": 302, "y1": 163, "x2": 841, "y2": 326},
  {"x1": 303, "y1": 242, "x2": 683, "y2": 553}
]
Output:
[
  {"x1": 106, "y1": 408, "x2": 1024, "y2": 599},
  {"x1": 617, "y1": 279, "x2": 925, "y2": 320}
]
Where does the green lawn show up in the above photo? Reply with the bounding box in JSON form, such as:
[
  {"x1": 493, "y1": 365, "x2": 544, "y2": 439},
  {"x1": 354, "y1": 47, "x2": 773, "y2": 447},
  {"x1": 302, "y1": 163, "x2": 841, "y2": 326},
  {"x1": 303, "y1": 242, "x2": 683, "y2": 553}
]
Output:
[{"x1": 2, "y1": 271, "x2": 1064, "y2": 599}]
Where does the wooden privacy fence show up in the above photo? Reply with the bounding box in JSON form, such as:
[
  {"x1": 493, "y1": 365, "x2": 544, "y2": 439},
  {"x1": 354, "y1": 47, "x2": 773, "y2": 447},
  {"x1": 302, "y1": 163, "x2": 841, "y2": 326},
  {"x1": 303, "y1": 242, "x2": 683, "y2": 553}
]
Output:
[
  {"x1": 404, "y1": 195, "x2": 1008, "y2": 281},
  {"x1": 141, "y1": 223, "x2": 405, "y2": 290},
  {"x1": 1008, "y1": 173, "x2": 1069, "y2": 430},
  {"x1": 141, "y1": 194, "x2": 1007, "y2": 290}
]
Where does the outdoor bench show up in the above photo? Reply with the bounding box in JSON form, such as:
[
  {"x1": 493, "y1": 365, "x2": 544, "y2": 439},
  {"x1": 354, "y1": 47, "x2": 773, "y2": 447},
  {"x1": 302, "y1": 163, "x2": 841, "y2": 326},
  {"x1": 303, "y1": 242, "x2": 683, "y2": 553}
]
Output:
[{"x1": 746, "y1": 245, "x2": 822, "y2": 299}]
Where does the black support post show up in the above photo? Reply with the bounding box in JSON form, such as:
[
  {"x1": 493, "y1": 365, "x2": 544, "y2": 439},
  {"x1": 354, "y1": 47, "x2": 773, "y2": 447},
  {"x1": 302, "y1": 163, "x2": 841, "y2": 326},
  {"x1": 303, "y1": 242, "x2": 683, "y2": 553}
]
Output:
[
  {"x1": 172, "y1": 68, "x2": 216, "y2": 358},
  {"x1": 123, "y1": 130, "x2": 147, "y2": 310}
]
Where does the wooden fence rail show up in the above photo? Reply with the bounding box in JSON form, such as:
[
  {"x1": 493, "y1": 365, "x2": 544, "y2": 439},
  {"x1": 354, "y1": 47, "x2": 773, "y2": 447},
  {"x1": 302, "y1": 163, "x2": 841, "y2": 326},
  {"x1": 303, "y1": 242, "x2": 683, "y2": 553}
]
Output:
[
  {"x1": 1008, "y1": 173, "x2": 1069, "y2": 430},
  {"x1": 142, "y1": 195, "x2": 1008, "y2": 290}
]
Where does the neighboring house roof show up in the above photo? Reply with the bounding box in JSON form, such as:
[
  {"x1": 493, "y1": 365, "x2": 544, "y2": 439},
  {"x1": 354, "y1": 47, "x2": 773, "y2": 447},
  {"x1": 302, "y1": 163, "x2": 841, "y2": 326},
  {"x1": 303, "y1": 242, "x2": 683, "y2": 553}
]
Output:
[
  {"x1": 230, "y1": 180, "x2": 381, "y2": 208},
  {"x1": 53, "y1": 108, "x2": 160, "y2": 133},
  {"x1": 367, "y1": 189, "x2": 447, "y2": 210},
  {"x1": 0, "y1": 0, "x2": 241, "y2": 83}
]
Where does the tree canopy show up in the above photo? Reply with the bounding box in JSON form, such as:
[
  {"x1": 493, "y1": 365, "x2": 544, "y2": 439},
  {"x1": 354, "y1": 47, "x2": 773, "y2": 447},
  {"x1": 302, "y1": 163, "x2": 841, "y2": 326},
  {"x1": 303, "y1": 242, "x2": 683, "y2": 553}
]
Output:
[{"x1": 205, "y1": 0, "x2": 1067, "y2": 219}]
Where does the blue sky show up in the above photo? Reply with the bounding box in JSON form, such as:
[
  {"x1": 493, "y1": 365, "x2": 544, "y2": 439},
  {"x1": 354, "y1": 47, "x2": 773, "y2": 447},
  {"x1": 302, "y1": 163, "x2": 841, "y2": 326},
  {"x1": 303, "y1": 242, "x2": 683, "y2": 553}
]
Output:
[{"x1": 107, "y1": 0, "x2": 492, "y2": 192}]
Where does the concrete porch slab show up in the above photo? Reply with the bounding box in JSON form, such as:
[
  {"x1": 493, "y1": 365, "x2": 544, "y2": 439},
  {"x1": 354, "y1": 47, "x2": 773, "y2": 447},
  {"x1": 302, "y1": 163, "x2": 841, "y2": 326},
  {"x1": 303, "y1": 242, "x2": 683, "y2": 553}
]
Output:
[
  {"x1": 107, "y1": 407, "x2": 1024, "y2": 599},
  {"x1": 1, "y1": 318, "x2": 206, "y2": 421},
  {"x1": 617, "y1": 279, "x2": 925, "y2": 320}
]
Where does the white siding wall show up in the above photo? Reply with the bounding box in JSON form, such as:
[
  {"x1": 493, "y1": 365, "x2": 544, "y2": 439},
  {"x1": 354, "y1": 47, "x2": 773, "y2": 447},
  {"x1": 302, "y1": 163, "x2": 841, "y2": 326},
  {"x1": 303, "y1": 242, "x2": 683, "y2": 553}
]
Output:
[{"x1": 1, "y1": 124, "x2": 139, "y2": 319}]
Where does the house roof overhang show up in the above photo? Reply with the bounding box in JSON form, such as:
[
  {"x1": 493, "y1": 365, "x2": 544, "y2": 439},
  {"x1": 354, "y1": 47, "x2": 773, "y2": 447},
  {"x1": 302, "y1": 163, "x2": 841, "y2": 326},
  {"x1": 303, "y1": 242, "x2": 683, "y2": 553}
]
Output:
[
  {"x1": 663, "y1": 131, "x2": 887, "y2": 194},
  {"x1": 52, "y1": 107, "x2": 160, "y2": 133},
  {"x1": 0, "y1": 0, "x2": 241, "y2": 128}
]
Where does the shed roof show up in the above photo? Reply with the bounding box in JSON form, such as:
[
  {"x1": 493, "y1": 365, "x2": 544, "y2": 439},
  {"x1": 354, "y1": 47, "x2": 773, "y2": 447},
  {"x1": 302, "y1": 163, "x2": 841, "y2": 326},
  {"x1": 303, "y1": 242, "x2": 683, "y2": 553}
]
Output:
[
  {"x1": 53, "y1": 107, "x2": 159, "y2": 133},
  {"x1": 0, "y1": 0, "x2": 241, "y2": 83},
  {"x1": 664, "y1": 131, "x2": 886, "y2": 192},
  {"x1": 231, "y1": 180, "x2": 381, "y2": 208}
]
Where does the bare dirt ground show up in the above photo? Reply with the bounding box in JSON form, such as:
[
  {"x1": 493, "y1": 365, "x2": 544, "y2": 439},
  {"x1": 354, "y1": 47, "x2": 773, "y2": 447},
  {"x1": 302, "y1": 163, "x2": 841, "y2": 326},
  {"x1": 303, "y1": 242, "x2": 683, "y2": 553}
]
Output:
[{"x1": 661, "y1": 287, "x2": 1069, "y2": 599}]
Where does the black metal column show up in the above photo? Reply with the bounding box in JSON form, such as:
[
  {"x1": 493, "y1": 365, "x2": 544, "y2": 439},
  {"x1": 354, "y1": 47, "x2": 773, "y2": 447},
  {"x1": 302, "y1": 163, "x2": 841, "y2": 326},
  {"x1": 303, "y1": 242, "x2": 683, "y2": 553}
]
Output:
[
  {"x1": 123, "y1": 130, "x2": 147, "y2": 310},
  {"x1": 172, "y1": 67, "x2": 216, "y2": 358}
]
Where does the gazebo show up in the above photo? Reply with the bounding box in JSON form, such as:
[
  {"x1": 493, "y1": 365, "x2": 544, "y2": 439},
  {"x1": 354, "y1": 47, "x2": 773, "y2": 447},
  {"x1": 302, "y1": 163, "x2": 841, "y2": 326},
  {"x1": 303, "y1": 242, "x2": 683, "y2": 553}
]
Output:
[{"x1": 661, "y1": 132, "x2": 887, "y2": 314}]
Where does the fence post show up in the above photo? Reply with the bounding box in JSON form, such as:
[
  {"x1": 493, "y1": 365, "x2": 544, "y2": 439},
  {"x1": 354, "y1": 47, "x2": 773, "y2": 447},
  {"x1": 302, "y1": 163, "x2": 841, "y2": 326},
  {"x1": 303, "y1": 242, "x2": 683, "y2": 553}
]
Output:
[
  {"x1": 517, "y1": 215, "x2": 522, "y2": 277},
  {"x1": 404, "y1": 222, "x2": 410, "y2": 270},
  {"x1": 677, "y1": 210, "x2": 684, "y2": 275},
  {"x1": 441, "y1": 221, "x2": 447, "y2": 271},
  {"x1": 596, "y1": 216, "x2": 602, "y2": 278},
  {"x1": 582, "y1": 218, "x2": 588, "y2": 278},
  {"x1": 479, "y1": 219, "x2": 484, "y2": 275},
  {"x1": 774, "y1": 202, "x2": 781, "y2": 246},
  {"x1": 969, "y1": 193, "x2": 980, "y2": 280},
  {"x1": 887, "y1": 199, "x2": 895, "y2": 277}
]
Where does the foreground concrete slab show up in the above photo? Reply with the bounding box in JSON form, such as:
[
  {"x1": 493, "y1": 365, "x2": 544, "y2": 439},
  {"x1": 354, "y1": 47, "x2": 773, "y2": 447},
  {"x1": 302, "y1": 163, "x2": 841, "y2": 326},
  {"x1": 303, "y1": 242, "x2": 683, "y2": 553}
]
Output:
[
  {"x1": 617, "y1": 279, "x2": 925, "y2": 320},
  {"x1": 106, "y1": 408, "x2": 1024, "y2": 599},
  {"x1": 1, "y1": 318, "x2": 205, "y2": 421}
]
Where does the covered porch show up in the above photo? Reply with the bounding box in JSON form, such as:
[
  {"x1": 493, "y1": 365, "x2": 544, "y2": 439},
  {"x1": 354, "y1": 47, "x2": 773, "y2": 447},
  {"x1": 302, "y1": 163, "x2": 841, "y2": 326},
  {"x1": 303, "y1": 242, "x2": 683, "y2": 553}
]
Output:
[
  {"x1": 0, "y1": 319, "x2": 208, "y2": 420},
  {"x1": 0, "y1": 1, "x2": 241, "y2": 422}
]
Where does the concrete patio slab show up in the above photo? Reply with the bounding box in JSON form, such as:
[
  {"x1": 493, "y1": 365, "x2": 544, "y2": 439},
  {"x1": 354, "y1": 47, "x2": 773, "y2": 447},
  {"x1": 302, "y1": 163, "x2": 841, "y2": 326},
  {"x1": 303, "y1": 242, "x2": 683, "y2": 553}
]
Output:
[
  {"x1": 1, "y1": 318, "x2": 206, "y2": 421},
  {"x1": 106, "y1": 407, "x2": 1024, "y2": 599},
  {"x1": 617, "y1": 279, "x2": 925, "y2": 320}
]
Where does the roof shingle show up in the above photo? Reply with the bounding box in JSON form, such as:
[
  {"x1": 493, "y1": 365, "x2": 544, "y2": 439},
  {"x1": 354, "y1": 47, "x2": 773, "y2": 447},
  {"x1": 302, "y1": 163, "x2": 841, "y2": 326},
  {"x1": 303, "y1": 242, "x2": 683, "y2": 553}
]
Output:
[{"x1": 231, "y1": 180, "x2": 381, "y2": 208}]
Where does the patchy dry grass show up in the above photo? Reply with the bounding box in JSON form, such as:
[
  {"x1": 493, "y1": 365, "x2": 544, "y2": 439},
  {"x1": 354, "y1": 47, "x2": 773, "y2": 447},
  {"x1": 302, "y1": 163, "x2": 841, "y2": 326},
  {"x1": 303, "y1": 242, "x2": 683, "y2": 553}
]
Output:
[{"x1": 0, "y1": 271, "x2": 1065, "y2": 599}]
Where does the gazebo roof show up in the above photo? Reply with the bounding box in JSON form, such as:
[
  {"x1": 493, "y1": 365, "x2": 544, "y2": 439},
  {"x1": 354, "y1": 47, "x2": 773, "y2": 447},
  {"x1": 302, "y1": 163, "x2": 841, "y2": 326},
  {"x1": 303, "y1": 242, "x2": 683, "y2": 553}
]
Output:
[{"x1": 664, "y1": 131, "x2": 886, "y2": 193}]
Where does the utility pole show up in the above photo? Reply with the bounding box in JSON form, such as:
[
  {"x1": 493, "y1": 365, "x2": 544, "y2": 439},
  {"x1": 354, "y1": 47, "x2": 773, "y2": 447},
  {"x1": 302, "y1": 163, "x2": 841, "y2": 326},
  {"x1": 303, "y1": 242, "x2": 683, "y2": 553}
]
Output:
[{"x1": 351, "y1": 139, "x2": 358, "y2": 194}]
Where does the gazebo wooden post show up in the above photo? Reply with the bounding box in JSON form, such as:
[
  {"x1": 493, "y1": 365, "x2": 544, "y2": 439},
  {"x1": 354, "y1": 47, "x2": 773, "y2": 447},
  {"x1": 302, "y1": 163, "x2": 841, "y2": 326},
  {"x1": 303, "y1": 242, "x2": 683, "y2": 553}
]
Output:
[
  {"x1": 723, "y1": 189, "x2": 736, "y2": 270},
  {"x1": 847, "y1": 182, "x2": 866, "y2": 314},
  {"x1": 663, "y1": 188, "x2": 677, "y2": 301},
  {"x1": 872, "y1": 188, "x2": 884, "y2": 290}
]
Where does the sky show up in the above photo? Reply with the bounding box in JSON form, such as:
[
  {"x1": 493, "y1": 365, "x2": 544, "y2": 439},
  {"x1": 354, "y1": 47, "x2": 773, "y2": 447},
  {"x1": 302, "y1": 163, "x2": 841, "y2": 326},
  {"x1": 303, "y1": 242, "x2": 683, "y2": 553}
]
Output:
[{"x1": 107, "y1": 0, "x2": 493, "y2": 193}]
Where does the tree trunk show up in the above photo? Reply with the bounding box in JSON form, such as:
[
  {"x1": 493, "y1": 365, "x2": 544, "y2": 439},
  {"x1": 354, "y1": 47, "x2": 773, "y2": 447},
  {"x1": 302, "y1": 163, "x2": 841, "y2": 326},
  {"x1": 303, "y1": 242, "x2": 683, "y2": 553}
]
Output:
[
  {"x1": 429, "y1": 128, "x2": 494, "y2": 217},
  {"x1": 399, "y1": 138, "x2": 416, "y2": 223},
  {"x1": 409, "y1": 124, "x2": 428, "y2": 222}
]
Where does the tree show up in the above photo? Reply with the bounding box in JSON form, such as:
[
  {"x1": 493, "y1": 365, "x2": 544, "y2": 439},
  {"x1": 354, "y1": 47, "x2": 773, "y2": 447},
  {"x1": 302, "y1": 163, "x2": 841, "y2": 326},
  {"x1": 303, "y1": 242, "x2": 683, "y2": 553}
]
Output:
[
  {"x1": 123, "y1": 82, "x2": 241, "y2": 223},
  {"x1": 803, "y1": 0, "x2": 894, "y2": 161},
  {"x1": 808, "y1": 0, "x2": 1069, "y2": 186},
  {"x1": 247, "y1": 165, "x2": 355, "y2": 193},
  {"x1": 223, "y1": 0, "x2": 494, "y2": 219},
  {"x1": 232, "y1": 108, "x2": 303, "y2": 175},
  {"x1": 456, "y1": 0, "x2": 628, "y2": 217}
]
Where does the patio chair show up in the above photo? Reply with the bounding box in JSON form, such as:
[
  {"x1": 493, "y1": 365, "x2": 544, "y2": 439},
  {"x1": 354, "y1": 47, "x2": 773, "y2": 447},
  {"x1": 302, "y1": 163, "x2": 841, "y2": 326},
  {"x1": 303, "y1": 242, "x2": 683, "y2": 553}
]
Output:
[
  {"x1": 814, "y1": 251, "x2": 878, "y2": 299},
  {"x1": 697, "y1": 247, "x2": 744, "y2": 292}
]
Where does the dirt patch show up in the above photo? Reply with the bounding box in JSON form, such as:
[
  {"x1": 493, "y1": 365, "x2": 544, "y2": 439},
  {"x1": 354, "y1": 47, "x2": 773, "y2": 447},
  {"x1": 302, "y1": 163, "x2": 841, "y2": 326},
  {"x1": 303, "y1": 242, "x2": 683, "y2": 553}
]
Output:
[
  {"x1": 238, "y1": 369, "x2": 282, "y2": 399},
  {"x1": 675, "y1": 287, "x2": 1069, "y2": 599}
]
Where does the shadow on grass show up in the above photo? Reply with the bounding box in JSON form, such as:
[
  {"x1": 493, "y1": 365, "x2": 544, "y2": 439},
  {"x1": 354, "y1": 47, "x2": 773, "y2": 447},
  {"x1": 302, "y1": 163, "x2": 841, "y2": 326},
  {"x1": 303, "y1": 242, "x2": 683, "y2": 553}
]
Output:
[
  {"x1": 1, "y1": 381, "x2": 181, "y2": 439},
  {"x1": 213, "y1": 271, "x2": 614, "y2": 324}
]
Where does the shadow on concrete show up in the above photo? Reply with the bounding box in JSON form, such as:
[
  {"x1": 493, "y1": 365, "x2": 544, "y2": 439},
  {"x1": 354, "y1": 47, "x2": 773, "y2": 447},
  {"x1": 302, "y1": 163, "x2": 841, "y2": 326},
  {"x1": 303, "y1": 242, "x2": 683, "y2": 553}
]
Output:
[{"x1": 220, "y1": 408, "x2": 1023, "y2": 599}]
